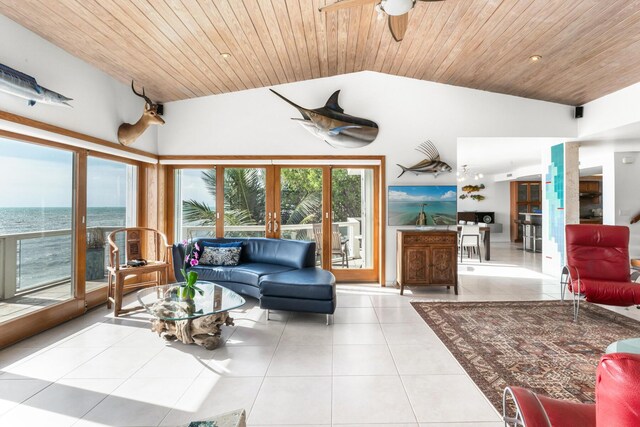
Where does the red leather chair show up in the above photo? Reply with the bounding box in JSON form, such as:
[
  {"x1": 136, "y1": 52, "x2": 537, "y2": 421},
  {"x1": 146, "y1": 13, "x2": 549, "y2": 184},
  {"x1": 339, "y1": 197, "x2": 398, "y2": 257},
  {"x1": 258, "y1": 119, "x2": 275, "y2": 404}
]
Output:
[
  {"x1": 503, "y1": 353, "x2": 640, "y2": 426},
  {"x1": 562, "y1": 224, "x2": 640, "y2": 321}
]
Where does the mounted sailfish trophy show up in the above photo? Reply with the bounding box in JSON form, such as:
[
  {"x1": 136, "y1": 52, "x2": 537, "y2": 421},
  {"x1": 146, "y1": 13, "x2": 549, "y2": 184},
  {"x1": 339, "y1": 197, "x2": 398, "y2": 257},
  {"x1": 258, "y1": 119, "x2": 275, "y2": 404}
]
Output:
[
  {"x1": 117, "y1": 81, "x2": 165, "y2": 146},
  {"x1": 397, "y1": 140, "x2": 452, "y2": 178},
  {"x1": 0, "y1": 63, "x2": 72, "y2": 107},
  {"x1": 270, "y1": 89, "x2": 379, "y2": 149}
]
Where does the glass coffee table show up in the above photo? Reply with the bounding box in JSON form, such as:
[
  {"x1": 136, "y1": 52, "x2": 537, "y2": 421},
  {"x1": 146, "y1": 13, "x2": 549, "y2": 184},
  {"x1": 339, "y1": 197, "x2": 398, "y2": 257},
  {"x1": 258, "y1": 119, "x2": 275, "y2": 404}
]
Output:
[
  {"x1": 606, "y1": 337, "x2": 640, "y2": 355},
  {"x1": 137, "y1": 281, "x2": 245, "y2": 350}
]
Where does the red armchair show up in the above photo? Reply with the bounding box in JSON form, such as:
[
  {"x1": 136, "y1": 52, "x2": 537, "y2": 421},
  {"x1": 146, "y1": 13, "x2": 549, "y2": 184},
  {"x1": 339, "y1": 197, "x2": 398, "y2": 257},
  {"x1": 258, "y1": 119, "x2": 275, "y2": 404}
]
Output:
[
  {"x1": 562, "y1": 224, "x2": 640, "y2": 321},
  {"x1": 503, "y1": 353, "x2": 640, "y2": 426}
]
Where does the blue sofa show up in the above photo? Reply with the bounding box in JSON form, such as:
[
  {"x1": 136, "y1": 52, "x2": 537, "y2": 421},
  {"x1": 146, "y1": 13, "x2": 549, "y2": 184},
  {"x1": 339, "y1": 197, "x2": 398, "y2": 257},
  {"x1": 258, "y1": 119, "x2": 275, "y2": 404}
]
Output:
[{"x1": 172, "y1": 238, "x2": 336, "y2": 318}]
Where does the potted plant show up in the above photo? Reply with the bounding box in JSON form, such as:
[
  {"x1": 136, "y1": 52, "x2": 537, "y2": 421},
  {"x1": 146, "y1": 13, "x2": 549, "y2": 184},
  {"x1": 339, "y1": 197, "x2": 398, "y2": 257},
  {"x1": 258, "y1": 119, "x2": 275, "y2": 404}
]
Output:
[
  {"x1": 86, "y1": 228, "x2": 106, "y2": 281},
  {"x1": 178, "y1": 241, "x2": 204, "y2": 300}
]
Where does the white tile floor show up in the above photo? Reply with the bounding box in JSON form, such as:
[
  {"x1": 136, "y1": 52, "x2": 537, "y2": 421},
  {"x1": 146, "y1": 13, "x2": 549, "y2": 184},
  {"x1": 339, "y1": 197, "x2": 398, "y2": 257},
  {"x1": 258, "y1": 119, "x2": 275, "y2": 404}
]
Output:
[{"x1": 1, "y1": 243, "x2": 639, "y2": 426}]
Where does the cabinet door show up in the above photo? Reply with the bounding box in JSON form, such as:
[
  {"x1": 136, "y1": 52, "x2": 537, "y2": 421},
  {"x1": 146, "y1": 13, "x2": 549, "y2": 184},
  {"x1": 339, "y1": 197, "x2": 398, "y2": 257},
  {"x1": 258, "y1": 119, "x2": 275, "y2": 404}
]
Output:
[
  {"x1": 517, "y1": 183, "x2": 529, "y2": 202},
  {"x1": 404, "y1": 247, "x2": 429, "y2": 284},
  {"x1": 530, "y1": 183, "x2": 541, "y2": 202},
  {"x1": 430, "y1": 246, "x2": 455, "y2": 284}
]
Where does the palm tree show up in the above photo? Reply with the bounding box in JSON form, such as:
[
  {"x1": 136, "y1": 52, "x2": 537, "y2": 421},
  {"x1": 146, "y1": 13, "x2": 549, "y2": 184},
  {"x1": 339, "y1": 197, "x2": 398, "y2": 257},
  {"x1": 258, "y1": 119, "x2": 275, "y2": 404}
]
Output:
[{"x1": 181, "y1": 168, "x2": 321, "y2": 236}]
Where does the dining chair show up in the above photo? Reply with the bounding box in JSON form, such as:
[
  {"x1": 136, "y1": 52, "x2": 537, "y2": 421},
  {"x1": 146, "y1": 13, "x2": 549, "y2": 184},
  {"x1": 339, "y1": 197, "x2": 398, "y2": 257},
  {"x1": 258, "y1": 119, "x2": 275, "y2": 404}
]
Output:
[{"x1": 459, "y1": 225, "x2": 482, "y2": 263}]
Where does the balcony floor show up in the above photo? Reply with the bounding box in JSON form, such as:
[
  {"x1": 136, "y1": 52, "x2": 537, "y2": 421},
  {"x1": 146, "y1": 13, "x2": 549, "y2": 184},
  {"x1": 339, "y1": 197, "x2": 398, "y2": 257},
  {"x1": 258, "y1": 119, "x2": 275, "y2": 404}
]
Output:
[{"x1": 0, "y1": 280, "x2": 106, "y2": 323}]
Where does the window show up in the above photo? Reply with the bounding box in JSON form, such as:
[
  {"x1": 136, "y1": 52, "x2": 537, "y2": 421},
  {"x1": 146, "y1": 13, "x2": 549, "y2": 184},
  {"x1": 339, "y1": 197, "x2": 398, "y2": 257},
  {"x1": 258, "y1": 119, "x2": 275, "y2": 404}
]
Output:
[
  {"x1": 0, "y1": 138, "x2": 75, "y2": 322},
  {"x1": 175, "y1": 168, "x2": 216, "y2": 241},
  {"x1": 85, "y1": 156, "x2": 137, "y2": 290}
]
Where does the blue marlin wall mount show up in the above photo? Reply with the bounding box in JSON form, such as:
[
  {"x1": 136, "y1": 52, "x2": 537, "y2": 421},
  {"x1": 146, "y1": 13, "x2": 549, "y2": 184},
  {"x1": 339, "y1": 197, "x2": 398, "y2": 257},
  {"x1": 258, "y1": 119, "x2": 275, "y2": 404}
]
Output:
[
  {"x1": 0, "y1": 63, "x2": 72, "y2": 107},
  {"x1": 270, "y1": 88, "x2": 378, "y2": 149}
]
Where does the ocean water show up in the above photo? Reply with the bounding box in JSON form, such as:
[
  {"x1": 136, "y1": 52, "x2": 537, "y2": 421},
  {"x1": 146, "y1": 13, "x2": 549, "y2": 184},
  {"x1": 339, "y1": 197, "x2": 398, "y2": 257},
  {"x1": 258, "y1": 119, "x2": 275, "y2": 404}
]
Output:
[
  {"x1": 388, "y1": 201, "x2": 457, "y2": 226},
  {"x1": 0, "y1": 207, "x2": 126, "y2": 290}
]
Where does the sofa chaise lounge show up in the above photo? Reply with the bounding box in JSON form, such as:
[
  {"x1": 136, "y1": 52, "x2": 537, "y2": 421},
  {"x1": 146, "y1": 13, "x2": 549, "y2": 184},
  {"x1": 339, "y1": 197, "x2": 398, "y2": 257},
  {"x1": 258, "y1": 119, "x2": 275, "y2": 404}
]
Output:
[{"x1": 172, "y1": 238, "x2": 336, "y2": 322}]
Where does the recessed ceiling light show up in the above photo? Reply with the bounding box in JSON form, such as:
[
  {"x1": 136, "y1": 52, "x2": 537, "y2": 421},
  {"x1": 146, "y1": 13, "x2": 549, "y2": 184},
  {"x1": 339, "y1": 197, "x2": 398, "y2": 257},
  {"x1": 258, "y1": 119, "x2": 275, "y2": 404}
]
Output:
[
  {"x1": 529, "y1": 55, "x2": 542, "y2": 62},
  {"x1": 220, "y1": 53, "x2": 231, "y2": 59}
]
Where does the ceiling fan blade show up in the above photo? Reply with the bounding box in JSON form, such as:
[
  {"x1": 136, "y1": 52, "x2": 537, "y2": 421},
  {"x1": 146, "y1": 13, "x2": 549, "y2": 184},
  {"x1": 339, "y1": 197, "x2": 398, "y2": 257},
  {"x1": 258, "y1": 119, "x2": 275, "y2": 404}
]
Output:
[
  {"x1": 388, "y1": 13, "x2": 409, "y2": 42},
  {"x1": 319, "y1": 0, "x2": 378, "y2": 13}
]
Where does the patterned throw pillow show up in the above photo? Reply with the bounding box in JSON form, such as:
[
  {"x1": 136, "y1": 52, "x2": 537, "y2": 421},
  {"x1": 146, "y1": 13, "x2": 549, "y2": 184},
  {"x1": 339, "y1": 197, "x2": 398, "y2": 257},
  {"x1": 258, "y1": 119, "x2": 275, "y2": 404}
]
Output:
[{"x1": 199, "y1": 247, "x2": 241, "y2": 266}]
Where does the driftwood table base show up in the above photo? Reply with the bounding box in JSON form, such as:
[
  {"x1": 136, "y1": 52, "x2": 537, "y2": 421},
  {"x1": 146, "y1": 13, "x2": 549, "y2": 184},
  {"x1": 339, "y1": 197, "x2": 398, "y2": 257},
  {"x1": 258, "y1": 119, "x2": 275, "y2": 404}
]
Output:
[{"x1": 150, "y1": 311, "x2": 235, "y2": 350}]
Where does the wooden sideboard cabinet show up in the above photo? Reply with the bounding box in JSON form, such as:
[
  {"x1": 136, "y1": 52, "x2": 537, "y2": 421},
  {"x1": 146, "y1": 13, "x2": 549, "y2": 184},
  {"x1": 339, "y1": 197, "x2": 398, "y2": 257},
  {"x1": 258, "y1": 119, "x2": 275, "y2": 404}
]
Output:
[{"x1": 396, "y1": 230, "x2": 458, "y2": 295}]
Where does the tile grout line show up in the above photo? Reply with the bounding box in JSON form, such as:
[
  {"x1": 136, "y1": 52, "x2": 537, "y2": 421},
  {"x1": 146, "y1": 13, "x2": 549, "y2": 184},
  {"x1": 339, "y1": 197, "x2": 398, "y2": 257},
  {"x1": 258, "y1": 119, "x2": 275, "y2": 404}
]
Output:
[
  {"x1": 245, "y1": 307, "x2": 287, "y2": 423},
  {"x1": 376, "y1": 293, "x2": 420, "y2": 426}
]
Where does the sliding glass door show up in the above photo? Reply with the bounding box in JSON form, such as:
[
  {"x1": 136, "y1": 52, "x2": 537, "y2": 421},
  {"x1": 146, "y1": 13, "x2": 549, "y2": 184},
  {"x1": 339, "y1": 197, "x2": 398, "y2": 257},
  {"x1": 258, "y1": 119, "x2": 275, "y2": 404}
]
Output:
[
  {"x1": 171, "y1": 163, "x2": 381, "y2": 282},
  {"x1": 0, "y1": 138, "x2": 76, "y2": 323},
  {"x1": 277, "y1": 167, "x2": 323, "y2": 266},
  {"x1": 85, "y1": 155, "x2": 137, "y2": 292},
  {"x1": 224, "y1": 168, "x2": 267, "y2": 238},
  {"x1": 175, "y1": 168, "x2": 217, "y2": 241}
]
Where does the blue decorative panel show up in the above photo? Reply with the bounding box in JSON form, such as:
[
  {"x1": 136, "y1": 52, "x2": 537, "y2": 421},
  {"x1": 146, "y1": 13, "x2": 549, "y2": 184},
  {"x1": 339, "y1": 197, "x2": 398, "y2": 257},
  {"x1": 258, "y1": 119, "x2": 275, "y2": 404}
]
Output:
[{"x1": 546, "y1": 143, "x2": 565, "y2": 263}]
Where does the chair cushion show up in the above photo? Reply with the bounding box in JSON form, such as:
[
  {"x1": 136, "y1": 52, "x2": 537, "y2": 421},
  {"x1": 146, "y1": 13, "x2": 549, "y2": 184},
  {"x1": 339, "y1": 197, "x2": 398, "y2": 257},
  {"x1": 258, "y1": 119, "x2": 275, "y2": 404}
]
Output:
[
  {"x1": 581, "y1": 279, "x2": 640, "y2": 307},
  {"x1": 189, "y1": 263, "x2": 294, "y2": 287},
  {"x1": 596, "y1": 353, "x2": 640, "y2": 426},
  {"x1": 260, "y1": 268, "x2": 336, "y2": 301},
  {"x1": 566, "y1": 225, "x2": 631, "y2": 282},
  {"x1": 538, "y1": 395, "x2": 595, "y2": 427}
]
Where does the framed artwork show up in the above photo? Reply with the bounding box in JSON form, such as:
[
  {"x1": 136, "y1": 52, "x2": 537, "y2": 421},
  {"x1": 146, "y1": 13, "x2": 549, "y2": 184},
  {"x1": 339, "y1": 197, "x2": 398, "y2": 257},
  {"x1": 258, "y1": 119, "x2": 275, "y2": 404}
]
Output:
[{"x1": 388, "y1": 185, "x2": 457, "y2": 226}]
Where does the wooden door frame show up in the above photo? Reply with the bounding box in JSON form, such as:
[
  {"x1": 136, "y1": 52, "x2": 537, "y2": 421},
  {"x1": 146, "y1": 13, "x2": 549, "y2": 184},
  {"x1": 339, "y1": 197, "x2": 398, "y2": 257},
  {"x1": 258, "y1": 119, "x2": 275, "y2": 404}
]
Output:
[
  {"x1": 329, "y1": 165, "x2": 380, "y2": 283},
  {"x1": 164, "y1": 156, "x2": 386, "y2": 285}
]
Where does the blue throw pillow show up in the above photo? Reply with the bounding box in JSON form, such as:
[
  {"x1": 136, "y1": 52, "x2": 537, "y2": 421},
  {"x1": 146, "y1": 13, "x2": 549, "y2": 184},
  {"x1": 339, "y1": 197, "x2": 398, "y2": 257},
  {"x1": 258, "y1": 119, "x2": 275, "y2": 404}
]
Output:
[{"x1": 203, "y1": 241, "x2": 243, "y2": 248}]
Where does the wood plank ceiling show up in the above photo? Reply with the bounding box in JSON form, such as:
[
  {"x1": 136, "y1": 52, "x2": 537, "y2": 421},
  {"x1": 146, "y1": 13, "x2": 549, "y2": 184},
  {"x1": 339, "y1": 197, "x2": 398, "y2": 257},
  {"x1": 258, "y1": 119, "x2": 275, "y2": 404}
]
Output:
[{"x1": 2, "y1": 0, "x2": 640, "y2": 105}]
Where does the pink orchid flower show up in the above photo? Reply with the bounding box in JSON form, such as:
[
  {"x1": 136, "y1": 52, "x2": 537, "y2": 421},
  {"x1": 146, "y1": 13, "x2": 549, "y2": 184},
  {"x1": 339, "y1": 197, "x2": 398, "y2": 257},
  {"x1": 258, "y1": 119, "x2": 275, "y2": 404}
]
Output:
[{"x1": 190, "y1": 258, "x2": 199, "y2": 267}]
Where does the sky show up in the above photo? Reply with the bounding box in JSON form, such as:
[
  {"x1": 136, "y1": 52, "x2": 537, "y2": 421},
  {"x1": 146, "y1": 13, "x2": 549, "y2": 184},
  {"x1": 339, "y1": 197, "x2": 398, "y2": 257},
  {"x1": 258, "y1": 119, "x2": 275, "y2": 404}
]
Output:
[
  {"x1": 180, "y1": 168, "x2": 214, "y2": 205},
  {"x1": 0, "y1": 138, "x2": 131, "y2": 208},
  {"x1": 388, "y1": 185, "x2": 457, "y2": 203}
]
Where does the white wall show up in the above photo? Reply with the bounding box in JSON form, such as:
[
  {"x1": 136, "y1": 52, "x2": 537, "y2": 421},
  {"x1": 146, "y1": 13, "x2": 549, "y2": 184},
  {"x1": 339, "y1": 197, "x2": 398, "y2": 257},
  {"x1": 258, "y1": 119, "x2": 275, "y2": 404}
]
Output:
[
  {"x1": 579, "y1": 148, "x2": 640, "y2": 257},
  {"x1": 0, "y1": 14, "x2": 157, "y2": 153},
  {"x1": 614, "y1": 152, "x2": 640, "y2": 257},
  {"x1": 160, "y1": 71, "x2": 577, "y2": 284},
  {"x1": 457, "y1": 180, "x2": 510, "y2": 242},
  {"x1": 578, "y1": 82, "x2": 640, "y2": 138}
]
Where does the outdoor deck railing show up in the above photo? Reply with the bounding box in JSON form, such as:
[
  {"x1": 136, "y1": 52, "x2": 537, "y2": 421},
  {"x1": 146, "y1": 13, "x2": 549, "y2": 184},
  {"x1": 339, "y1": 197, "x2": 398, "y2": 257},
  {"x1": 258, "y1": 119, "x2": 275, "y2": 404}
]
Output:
[
  {"x1": 1, "y1": 219, "x2": 365, "y2": 299},
  {"x1": 181, "y1": 218, "x2": 362, "y2": 260},
  {"x1": 0, "y1": 226, "x2": 120, "y2": 299}
]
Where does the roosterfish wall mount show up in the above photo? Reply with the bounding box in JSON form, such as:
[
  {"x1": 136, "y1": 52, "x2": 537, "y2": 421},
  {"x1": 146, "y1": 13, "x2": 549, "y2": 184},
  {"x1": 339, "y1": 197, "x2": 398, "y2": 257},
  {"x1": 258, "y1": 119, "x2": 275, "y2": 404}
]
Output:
[
  {"x1": 397, "y1": 140, "x2": 452, "y2": 178},
  {"x1": 270, "y1": 89, "x2": 379, "y2": 149}
]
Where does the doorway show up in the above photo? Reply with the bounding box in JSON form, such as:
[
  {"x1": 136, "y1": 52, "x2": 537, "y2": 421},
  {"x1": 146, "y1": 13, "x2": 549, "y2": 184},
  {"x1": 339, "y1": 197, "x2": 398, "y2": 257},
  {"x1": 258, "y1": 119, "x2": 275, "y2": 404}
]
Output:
[{"x1": 172, "y1": 162, "x2": 382, "y2": 282}]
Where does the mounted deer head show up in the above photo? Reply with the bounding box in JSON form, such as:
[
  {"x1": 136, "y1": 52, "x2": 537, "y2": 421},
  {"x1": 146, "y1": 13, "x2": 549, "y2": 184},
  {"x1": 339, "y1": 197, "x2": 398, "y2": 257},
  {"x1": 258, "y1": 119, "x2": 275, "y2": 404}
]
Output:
[{"x1": 117, "y1": 81, "x2": 165, "y2": 146}]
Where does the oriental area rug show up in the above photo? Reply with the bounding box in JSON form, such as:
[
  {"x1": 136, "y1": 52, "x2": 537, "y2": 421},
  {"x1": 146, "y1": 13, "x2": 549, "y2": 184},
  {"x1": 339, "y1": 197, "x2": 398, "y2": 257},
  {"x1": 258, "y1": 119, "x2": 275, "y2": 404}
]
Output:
[{"x1": 411, "y1": 300, "x2": 640, "y2": 411}]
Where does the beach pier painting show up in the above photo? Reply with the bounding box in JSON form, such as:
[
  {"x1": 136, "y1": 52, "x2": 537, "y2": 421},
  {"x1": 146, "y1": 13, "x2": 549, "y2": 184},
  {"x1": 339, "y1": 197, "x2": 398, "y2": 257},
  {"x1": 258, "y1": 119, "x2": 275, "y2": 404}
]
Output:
[{"x1": 388, "y1": 186, "x2": 457, "y2": 226}]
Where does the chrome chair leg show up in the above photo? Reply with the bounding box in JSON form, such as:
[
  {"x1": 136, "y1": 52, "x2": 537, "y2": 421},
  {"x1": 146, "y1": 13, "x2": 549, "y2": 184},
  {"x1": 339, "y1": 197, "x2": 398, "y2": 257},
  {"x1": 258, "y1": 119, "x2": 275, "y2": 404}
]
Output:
[
  {"x1": 560, "y1": 266, "x2": 569, "y2": 301},
  {"x1": 502, "y1": 387, "x2": 524, "y2": 427},
  {"x1": 266, "y1": 309, "x2": 271, "y2": 321},
  {"x1": 326, "y1": 314, "x2": 333, "y2": 325}
]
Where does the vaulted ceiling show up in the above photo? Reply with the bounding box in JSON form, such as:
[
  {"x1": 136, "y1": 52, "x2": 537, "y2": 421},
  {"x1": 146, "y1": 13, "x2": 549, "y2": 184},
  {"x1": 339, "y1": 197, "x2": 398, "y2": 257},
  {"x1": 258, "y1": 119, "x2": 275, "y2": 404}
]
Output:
[{"x1": 2, "y1": 0, "x2": 640, "y2": 105}]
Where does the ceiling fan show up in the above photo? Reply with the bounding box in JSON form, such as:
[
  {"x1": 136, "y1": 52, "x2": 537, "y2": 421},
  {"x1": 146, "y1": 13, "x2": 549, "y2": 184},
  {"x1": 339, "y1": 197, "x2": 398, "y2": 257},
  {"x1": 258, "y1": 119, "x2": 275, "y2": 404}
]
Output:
[{"x1": 319, "y1": 0, "x2": 445, "y2": 42}]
